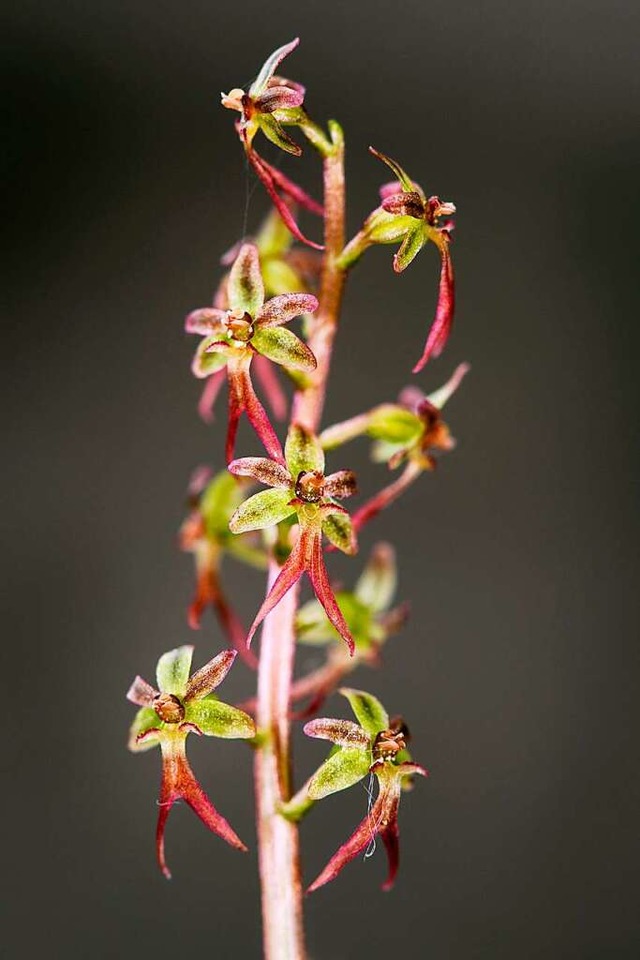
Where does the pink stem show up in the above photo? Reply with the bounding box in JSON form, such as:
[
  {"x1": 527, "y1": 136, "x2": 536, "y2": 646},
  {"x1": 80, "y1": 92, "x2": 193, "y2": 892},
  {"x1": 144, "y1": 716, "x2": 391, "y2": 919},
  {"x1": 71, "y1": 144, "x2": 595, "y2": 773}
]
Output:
[
  {"x1": 254, "y1": 562, "x2": 305, "y2": 960},
  {"x1": 255, "y1": 127, "x2": 347, "y2": 960}
]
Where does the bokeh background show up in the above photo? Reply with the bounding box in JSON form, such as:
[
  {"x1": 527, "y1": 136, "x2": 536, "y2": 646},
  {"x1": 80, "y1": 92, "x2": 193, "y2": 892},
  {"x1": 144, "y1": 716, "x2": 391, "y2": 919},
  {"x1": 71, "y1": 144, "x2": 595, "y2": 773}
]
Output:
[{"x1": 5, "y1": 1, "x2": 639, "y2": 957}]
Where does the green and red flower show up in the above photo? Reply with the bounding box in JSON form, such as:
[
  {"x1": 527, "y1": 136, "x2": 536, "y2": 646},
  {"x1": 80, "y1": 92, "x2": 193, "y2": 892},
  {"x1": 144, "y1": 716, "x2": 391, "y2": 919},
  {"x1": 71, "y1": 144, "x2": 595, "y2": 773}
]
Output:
[
  {"x1": 339, "y1": 147, "x2": 457, "y2": 372},
  {"x1": 186, "y1": 243, "x2": 318, "y2": 463},
  {"x1": 221, "y1": 38, "x2": 324, "y2": 249},
  {"x1": 228, "y1": 423, "x2": 358, "y2": 653},
  {"x1": 301, "y1": 688, "x2": 427, "y2": 892},
  {"x1": 127, "y1": 646, "x2": 255, "y2": 878}
]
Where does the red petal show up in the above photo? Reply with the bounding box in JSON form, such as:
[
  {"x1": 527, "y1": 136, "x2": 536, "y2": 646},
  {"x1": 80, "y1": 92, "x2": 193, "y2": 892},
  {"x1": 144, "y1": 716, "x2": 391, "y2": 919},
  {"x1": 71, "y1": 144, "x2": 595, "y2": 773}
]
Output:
[
  {"x1": 254, "y1": 85, "x2": 305, "y2": 112},
  {"x1": 157, "y1": 740, "x2": 247, "y2": 879},
  {"x1": 197, "y1": 368, "x2": 226, "y2": 423},
  {"x1": 247, "y1": 148, "x2": 323, "y2": 250},
  {"x1": 266, "y1": 162, "x2": 324, "y2": 217},
  {"x1": 307, "y1": 774, "x2": 402, "y2": 893},
  {"x1": 254, "y1": 354, "x2": 288, "y2": 421},
  {"x1": 126, "y1": 675, "x2": 157, "y2": 707},
  {"x1": 412, "y1": 237, "x2": 454, "y2": 373},
  {"x1": 239, "y1": 365, "x2": 285, "y2": 465},
  {"x1": 245, "y1": 529, "x2": 307, "y2": 646},
  {"x1": 308, "y1": 532, "x2": 355, "y2": 656}
]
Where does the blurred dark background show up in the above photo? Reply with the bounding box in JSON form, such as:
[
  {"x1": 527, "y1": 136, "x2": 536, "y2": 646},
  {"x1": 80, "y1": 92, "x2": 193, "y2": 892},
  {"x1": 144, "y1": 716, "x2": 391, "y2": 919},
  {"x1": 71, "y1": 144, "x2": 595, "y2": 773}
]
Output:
[{"x1": 4, "y1": 1, "x2": 639, "y2": 957}]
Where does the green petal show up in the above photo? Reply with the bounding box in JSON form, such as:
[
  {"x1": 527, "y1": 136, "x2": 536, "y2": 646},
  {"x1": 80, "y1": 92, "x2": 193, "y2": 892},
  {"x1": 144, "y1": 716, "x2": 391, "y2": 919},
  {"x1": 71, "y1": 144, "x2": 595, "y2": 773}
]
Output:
[
  {"x1": 393, "y1": 225, "x2": 427, "y2": 273},
  {"x1": 257, "y1": 115, "x2": 302, "y2": 157},
  {"x1": 128, "y1": 707, "x2": 161, "y2": 752},
  {"x1": 255, "y1": 207, "x2": 293, "y2": 259},
  {"x1": 192, "y1": 337, "x2": 229, "y2": 378},
  {"x1": 185, "y1": 697, "x2": 256, "y2": 739},
  {"x1": 252, "y1": 327, "x2": 317, "y2": 372},
  {"x1": 156, "y1": 645, "x2": 193, "y2": 697},
  {"x1": 366, "y1": 405, "x2": 423, "y2": 444},
  {"x1": 340, "y1": 687, "x2": 389, "y2": 737},
  {"x1": 229, "y1": 488, "x2": 295, "y2": 533},
  {"x1": 322, "y1": 510, "x2": 355, "y2": 555},
  {"x1": 307, "y1": 747, "x2": 372, "y2": 800},
  {"x1": 366, "y1": 210, "x2": 416, "y2": 244},
  {"x1": 285, "y1": 423, "x2": 324, "y2": 475},
  {"x1": 228, "y1": 243, "x2": 264, "y2": 317}
]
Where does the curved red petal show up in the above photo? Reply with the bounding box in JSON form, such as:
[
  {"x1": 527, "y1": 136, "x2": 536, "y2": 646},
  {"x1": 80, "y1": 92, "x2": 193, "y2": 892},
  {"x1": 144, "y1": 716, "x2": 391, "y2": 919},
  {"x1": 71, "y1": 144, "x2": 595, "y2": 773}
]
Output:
[{"x1": 412, "y1": 239, "x2": 454, "y2": 373}]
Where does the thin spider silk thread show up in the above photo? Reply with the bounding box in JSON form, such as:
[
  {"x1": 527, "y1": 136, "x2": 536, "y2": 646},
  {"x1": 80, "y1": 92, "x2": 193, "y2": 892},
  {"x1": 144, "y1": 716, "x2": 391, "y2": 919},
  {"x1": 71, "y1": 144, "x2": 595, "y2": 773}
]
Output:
[{"x1": 363, "y1": 773, "x2": 380, "y2": 860}]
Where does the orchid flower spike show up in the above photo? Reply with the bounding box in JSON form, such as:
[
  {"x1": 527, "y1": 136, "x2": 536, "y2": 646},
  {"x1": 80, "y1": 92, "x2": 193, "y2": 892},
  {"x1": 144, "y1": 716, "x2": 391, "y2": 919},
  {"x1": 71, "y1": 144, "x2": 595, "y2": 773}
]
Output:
[
  {"x1": 228, "y1": 423, "x2": 358, "y2": 654},
  {"x1": 339, "y1": 147, "x2": 457, "y2": 372},
  {"x1": 303, "y1": 688, "x2": 427, "y2": 892},
  {"x1": 186, "y1": 243, "x2": 318, "y2": 463},
  {"x1": 221, "y1": 38, "x2": 323, "y2": 249},
  {"x1": 127, "y1": 646, "x2": 255, "y2": 878}
]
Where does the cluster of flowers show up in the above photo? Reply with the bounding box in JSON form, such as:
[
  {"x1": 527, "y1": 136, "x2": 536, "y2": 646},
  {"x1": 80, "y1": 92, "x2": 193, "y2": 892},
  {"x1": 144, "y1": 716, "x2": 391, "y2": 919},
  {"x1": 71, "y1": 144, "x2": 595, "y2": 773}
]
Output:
[{"x1": 127, "y1": 37, "x2": 467, "y2": 893}]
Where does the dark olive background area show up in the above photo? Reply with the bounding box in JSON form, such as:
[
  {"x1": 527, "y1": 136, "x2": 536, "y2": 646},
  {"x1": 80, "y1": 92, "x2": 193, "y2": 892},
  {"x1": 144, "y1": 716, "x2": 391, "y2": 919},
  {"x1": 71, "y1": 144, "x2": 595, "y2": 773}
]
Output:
[{"x1": 4, "y1": 1, "x2": 639, "y2": 957}]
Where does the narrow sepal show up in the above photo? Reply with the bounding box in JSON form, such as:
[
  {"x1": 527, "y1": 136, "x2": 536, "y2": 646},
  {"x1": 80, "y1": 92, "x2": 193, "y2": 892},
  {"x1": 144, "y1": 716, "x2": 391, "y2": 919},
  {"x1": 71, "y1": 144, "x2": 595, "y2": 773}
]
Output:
[
  {"x1": 229, "y1": 488, "x2": 296, "y2": 533},
  {"x1": 303, "y1": 718, "x2": 371, "y2": 748},
  {"x1": 126, "y1": 675, "x2": 157, "y2": 708},
  {"x1": 306, "y1": 747, "x2": 372, "y2": 800},
  {"x1": 156, "y1": 646, "x2": 194, "y2": 697},
  {"x1": 246, "y1": 147, "x2": 324, "y2": 250},
  {"x1": 156, "y1": 740, "x2": 247, "y2": 879},
  {"x1": 307, "y1": 773, "x2": 403, "y2": 893},
  {"x1": 257, "y1": 293, "x2": 318, "y2": 327},
  {"x1": 309, "y1": 532, "x2": 355, "y2": 654},
  {"x1": 285, "y1": 423, "x2": 325, "y2": 474},
  {"x1": 426, "y1": 361, "x2": 470, "y2": 409},
  {"x1": 254, "y1": 354, "x2": 288, "y2": 420},
  {"x1": 228, "y1": 457, "x2": 292, "y2": 488},
  {"x1": 245, "y1": 528, "x2": 307, "y2": 646},
  {"x1": 252, "y1": 326, "x2": 317, "y2": 372},
  {"x1": 197, "y1": 368, "x2": 226, "y2": 422},
  {"x1": 249, "y1": 38, "x2": 300, "y2": 97},
  {"x1": 185, "y1": 697, "x2": 256, "y2": 739},
  {"x1": 185, "y1": 649, "x2": 237, "y2": 700},
  {"x1": 413, "y1": 237, "x2": 454, "y2": 372},
  {"x1": 228, "y1": 243, "x2": 264, "y2": 317},
  {"x1": 369, "y1": 146, "x2": 415, "y2": 192},
  {"x1": 340, "y1": 687, "x2": 389, "y2": 737}
]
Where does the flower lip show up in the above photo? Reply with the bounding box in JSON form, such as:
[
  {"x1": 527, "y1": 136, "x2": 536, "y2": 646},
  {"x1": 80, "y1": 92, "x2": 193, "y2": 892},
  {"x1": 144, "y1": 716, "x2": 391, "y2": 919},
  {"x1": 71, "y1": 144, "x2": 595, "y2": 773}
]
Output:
[
  {"x1": 154, "y1": 693, "x2": 186, "y2": 724},
  {"x1": 225, "y1": 311, "x2": 254, "y2": 342},
  {"x1": 295, "y1": 470, "x2": 325, "y2": 503},
  {"x1": 220, "y1": 87, "x2": 246, "y2": 112},
  {"x1": 372, "y1": 727, "x2": 406, "y2": 762}
]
